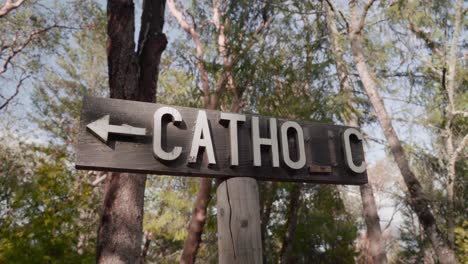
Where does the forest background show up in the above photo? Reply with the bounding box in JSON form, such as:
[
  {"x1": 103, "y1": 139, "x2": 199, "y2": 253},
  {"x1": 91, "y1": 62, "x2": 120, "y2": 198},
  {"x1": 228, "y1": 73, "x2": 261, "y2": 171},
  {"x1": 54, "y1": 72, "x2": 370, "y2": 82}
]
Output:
[{"x1": 0, "y1": 0, "x2": 466, "y2": 263}]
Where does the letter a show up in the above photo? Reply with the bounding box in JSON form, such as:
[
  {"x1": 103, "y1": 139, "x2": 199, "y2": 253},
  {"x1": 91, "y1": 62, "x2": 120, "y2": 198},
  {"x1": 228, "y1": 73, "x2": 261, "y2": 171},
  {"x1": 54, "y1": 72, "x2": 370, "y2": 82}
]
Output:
[{"x1": 188, "y1": 110, "x2": 216, "y2": 164}]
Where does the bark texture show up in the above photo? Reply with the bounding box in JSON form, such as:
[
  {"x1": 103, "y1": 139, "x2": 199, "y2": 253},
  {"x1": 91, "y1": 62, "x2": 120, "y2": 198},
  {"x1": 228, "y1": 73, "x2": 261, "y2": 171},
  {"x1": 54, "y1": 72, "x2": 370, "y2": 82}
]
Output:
[
  {"x1": 360, "y1": 184, "x2": 387, "y2": 263},
  {"x1": 180, "y1": 177, "x2": 213, "y2": 264},
  {"x1": 97, "y1": 1, "x2": 167, "y2": 263},
  {"x1": 324, "y1": 2, "x2": 387, "y2": 263},
  {"x1": 443, "y1": 0, "x2": 465, "y2": 248},
  {"x1": 280, "y1": 183, "x2": 303, "y2": 264},
  {"x1": 348, "y1": 1, "x2": 455, "y2": 263}
]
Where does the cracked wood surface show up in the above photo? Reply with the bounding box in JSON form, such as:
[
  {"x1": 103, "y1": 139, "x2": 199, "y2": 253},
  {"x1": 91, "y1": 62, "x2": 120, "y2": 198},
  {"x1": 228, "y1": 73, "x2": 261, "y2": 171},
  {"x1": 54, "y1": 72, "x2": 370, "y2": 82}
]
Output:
[{"x1": 217, "y1": 178, "x2": 262, "y2": 264}]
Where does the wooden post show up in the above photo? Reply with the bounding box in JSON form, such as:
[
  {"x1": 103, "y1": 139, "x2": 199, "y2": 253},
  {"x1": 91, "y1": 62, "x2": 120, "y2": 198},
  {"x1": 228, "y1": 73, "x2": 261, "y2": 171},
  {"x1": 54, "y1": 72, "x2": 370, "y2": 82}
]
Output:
[{"x1": 217, "y1": 178, "x2": 262, "y2": 263}]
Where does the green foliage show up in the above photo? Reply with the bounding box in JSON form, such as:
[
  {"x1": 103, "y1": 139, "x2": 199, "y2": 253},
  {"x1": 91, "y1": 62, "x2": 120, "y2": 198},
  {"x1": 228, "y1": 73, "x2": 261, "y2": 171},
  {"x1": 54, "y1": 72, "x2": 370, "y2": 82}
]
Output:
[
  {"x1": 394, "y1": 204, "x2": 433, "y2": 264},
  {"x1": 455, "y1": 221, "x2": 468, "y2": 264},
  {"x1": 1, "y1": 2, "x2": 105, "y2": 262},
  {"x1": 143, "y1": 176, "x2": 219, "y2": 263},
  {"x1": 293, "y1": 186, "x2": 358, "y2": 263},
  {"x1": 31, "y1": 3, "x2": 107, "y2": 146},
  {"x1": 0, "y1": 141, "x2": 98, "y2": 263},
  {"x1": 261, "y1": 184, "x2": 358, "y2": 263},
  {"x1": 383, "y1": 0, "x2": 467, "y2": 260}
]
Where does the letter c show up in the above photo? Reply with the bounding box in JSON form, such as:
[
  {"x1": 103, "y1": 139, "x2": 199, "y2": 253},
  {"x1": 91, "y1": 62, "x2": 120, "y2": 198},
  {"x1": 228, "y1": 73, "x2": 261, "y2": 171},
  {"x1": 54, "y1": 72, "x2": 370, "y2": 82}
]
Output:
[
  {"x1": 343, "y1": 128, "x2": 366, "y2": 173},
  {"x1": 153, "y1": 107, "x2": 183, "y2": 161}
]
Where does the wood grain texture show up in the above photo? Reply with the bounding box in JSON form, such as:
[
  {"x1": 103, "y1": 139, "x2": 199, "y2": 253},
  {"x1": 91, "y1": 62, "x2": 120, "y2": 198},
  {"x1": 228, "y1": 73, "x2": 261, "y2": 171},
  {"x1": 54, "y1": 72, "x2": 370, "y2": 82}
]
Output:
[
  {"x1": 217, "y1": 178, "x2": 262, "y2": 264},
  {"x1": 76, "y1": 96, "x2": 368, "y2": 185}
]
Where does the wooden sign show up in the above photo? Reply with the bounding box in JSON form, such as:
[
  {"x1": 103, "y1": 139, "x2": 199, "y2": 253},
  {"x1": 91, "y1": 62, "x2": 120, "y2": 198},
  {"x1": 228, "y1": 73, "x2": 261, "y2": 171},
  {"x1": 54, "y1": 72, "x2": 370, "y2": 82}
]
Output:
[{"x1": 75, "y1": 96, "x2": 368, "y2": 185}]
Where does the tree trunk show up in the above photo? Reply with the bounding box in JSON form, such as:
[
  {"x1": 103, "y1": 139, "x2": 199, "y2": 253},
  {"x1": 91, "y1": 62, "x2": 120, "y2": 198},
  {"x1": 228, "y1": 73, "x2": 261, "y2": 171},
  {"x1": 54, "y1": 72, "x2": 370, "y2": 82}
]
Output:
[
  {"x1": 444, "y1": 0, "x2": 464, "y2": 249},
  {"x1": 97, "y1": 1, "x2": 167, "y2": 263},
  {"x1": 324, "y1": 2, "x2": 387, "y2": 263},
  {"x1": 180, "y1": 177, "x2": 213, "y2": 263},
  {"x1": 260, "y1": 182, "x2": 277, "y2": 263},
  {"x1": 360, "y1": 184, "x2": 387, "y2": 263},
  {"x1": 348, "y1": 1, "x2": 455, "y2": 263},
  {"x1": 279, "y1": 183, "x2": 303, "y2": 264}
]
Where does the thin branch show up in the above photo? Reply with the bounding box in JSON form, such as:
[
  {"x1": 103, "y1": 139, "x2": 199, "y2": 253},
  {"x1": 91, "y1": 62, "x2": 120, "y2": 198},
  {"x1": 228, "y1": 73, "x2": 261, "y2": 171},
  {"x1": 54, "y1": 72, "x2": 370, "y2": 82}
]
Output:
[
  {"x1": 453, "y1": 134, "x2": 468, "y2": 163},
  {"x1": 358, "y1": 0, "x2": 377, "y2": 32},
  {"x1": 1, "y1": 25, "x2": 72, "y2": 74},
  {"x1": 324, "y1": 0, "x2": 349, "y2": 31},
  {"x1": 363, "y1": 133, "x2": 387, "y2": 146},
  {"x1": 0, "y1": 75, "x2": 28, "y2": 111},
  {"x1": 91, "y1": 173, "x2": 108, "y2": 187},
  {"x1": 212, "y1": 14, "x2": 272, "y2": 99},
  {"x1": 168, "y1": 0, "x2": 210, "y2": 107},
  {"x1": 383, "y1": 203, "x2": 402, "y2": 231},
  {"x1": 212, "y1": 0, "x2": 271, "y2": 107},
  {"x1": 453, "y1": 111, "x2": 468, "y2": 118},
  {"x1": 141, "y1": 231, "x2": 153, "y2": 260},
  {"x1": 0, "y1": 0, "x2": 26, "y2": 18},
  {"x1": 407, "y1": 19, "x2": 443, "y2": 57},
  {"x1": 229, "y1": 15, "x2": 272, "y2": 70},
  {"x1": 197, "y1": 19, "x2": 213, "y2": 30},
  {"x1": 212, "y1": 0, "x2": 240, "y2": 109}
]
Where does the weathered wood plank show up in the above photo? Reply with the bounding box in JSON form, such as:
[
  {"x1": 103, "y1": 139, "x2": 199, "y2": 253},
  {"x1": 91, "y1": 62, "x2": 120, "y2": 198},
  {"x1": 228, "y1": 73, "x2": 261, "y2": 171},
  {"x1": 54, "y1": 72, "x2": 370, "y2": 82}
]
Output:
[
  {"x1": 76, "y1": 96, "x2": 368, "y2": 184},
  {"x1": 217, "y1": 178, "x2": 262, "y2": 264}
]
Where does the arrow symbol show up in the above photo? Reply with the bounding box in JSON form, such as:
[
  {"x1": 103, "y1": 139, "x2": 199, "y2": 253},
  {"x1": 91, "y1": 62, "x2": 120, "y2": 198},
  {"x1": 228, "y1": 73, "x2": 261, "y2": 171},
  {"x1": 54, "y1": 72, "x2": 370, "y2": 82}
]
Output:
[{"x1": 86, "y1": 115, "x2": 146, "y2": 143}]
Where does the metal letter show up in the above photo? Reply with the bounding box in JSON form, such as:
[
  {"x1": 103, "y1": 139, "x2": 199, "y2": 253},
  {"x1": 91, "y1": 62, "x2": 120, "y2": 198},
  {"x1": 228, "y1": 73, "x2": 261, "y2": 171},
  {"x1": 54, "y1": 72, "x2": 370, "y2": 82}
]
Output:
[
  {"x1": 342, "y1": 128, "x2": 366, "y2": 173},
  {"x1": 220, "y1": 113, "x2": 246, "y2": 166},
  {"x1": 153, "y1": 107, "x2": 183, "y2": 161},
  {"x1": 251, "y1": 116, "x2": 279, "y2": 167},
  {"x1": 188, "y1": 110, "x2": 216, "y2": 164},
  {"x1": 280, "y1": 121, "x2": 306, "y2": 169}
]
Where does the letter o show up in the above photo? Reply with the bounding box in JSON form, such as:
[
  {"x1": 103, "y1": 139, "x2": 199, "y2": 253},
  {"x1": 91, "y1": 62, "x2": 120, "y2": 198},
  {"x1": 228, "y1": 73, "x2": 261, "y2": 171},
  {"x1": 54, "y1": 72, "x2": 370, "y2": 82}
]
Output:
[
  {"x1": 280, "y1": 121, "x2": 306, "y2": 170},
  {"x1": 342, "y1": 128, "x2": 366, "y2": 173}
]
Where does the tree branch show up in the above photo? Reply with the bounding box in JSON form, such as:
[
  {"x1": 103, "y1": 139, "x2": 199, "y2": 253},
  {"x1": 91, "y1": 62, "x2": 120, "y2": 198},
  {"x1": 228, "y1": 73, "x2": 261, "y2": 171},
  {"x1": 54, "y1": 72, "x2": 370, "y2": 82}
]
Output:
[
  {"x1": 211, "y1": 0, "x2": 241, "y2": 109},
  {"x1": 168, "y1": 0, "x2": 210, "y2": 107},
  {"x1": 0, "y1": 0, "x2": 25, "y2": 18},
  {"x1": 446, "y1": 0, "x2": 464, "y2": 116},
  {"x1": 141, "y1": 231, "x2": 153, "y2": 260},
  {"x1": 407, "y1": 19, "x2": 443, "y2": 57},
  {"x1": 0, "y1": 74, "x2": 27, "y2": 111},
  {"x1": 324, "y1": 0, "x2": 349, "y2": 32},
  {"x1": 453, "y1": 110, "x2": 468, "y2": 118},
  {"x1": 453, "y1": 134, "x2": 468, "y2": 163},
  {"x1": 91, "y1": 173, "x2": 108, "y2": 187},
  {"x1": 359, "y1": 0, "x2": 376, "y2": 32},
  {"x1": 383, "y1": 202, "x2": 402, "y2": 231},
  {"x1": 1, "y1": 25, "x2": 67, "y2": 74}
]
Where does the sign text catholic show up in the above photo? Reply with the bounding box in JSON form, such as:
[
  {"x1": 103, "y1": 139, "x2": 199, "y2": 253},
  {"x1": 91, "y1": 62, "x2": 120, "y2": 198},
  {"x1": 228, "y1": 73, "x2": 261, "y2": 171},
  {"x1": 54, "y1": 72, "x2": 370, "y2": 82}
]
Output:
[{"x1": 76, "y1": 96, "x2": 367, "y2": 184}]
